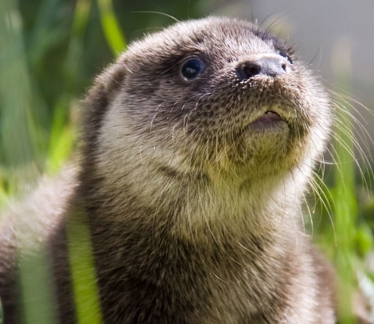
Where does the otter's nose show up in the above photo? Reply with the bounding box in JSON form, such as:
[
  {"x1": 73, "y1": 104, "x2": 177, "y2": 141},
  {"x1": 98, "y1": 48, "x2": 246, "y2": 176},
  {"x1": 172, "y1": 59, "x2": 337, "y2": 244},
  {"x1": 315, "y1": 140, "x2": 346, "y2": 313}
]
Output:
[{"x1": 237, "y1": 55, "x2": 289, "y2": 80}]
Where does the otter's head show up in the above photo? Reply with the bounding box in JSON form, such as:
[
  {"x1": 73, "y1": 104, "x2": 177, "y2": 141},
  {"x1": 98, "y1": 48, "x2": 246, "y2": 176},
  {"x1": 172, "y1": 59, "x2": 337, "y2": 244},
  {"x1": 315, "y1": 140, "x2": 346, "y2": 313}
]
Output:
[{"x1": 82, "y1": 17, "x2": 332, "y2": 202}]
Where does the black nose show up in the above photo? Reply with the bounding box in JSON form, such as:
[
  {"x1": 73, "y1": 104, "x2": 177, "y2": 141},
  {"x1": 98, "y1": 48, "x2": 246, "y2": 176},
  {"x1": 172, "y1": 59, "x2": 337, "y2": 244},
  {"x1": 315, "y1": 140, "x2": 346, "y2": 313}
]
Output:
[{"x1": 237, "y1": 55, "x2": 289, "y2": 80}]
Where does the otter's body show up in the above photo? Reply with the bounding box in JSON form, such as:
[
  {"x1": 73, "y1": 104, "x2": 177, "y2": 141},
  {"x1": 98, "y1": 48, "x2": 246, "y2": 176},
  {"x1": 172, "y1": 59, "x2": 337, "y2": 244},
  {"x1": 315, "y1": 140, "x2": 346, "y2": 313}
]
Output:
[{"x1": 1, "y1": 17, "x2": 336, "y2": 323}]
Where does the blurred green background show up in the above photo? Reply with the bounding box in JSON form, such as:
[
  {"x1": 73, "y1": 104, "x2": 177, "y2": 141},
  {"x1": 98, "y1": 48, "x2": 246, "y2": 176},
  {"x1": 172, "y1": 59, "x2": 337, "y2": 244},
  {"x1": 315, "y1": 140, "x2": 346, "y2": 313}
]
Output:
[{"x1": 0, "y1": 0, "x2": 373, "y2": 323}]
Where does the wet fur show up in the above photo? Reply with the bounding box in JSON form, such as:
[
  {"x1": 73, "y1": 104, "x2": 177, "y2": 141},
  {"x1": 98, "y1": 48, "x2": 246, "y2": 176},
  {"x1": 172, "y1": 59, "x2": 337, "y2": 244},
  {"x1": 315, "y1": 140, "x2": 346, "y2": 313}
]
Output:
[{"x1": 1, "y1": 17, "x2": 336, "y2": 323}]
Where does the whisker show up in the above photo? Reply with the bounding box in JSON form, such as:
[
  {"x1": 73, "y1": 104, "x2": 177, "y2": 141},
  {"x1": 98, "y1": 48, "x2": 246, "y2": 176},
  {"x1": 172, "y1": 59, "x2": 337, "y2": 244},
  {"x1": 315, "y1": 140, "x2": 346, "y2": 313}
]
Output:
[{"x1": 131, "y1": 11, "x2": 180, "y2": 23}]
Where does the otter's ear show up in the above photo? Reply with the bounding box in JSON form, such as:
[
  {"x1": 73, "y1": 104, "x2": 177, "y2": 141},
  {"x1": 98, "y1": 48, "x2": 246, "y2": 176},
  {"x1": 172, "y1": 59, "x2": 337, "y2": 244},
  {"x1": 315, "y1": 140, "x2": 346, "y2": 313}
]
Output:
[
  {"x1": 99, "y1": 62, "x2": 127, "y2": 95},
  {"x1": 83, "y1": 62, "x2": 127, "y2": 140}
]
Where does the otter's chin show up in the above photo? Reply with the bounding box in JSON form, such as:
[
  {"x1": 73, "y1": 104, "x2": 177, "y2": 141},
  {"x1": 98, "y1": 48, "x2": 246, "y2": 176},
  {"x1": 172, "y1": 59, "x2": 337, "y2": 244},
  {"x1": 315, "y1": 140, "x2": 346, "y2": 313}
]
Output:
[{"x1": 235, "y1": 118, "x2": 293, "y2": 171}]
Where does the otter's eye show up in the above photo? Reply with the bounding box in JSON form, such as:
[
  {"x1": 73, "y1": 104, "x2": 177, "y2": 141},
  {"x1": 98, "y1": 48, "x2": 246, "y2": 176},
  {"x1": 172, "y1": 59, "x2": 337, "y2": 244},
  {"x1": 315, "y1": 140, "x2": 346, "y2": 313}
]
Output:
[
  {"x1": 279, "y1": 52, "x2": 293, "y2": 64},
  {"x1": 180, "y1": 58, "x2": 205, "y2": 81}
]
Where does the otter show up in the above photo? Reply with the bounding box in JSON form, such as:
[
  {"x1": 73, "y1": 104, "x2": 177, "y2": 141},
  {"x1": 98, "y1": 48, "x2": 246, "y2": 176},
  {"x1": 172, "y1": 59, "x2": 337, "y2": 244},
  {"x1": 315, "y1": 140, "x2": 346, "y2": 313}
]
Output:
[{"x1": 0, "y1": 17, "x2": 337, "y2": 323}]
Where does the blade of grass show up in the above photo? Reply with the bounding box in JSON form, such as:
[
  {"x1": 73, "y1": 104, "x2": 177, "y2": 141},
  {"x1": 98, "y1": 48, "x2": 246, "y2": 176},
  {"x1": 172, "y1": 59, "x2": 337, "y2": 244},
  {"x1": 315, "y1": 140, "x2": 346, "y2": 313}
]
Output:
[
  {"x1": 62, "y1": 3, "x2": 103, "y2": 321},
  {"x1": 0, "y1": 174, "x2": 9, "y2": 207},
  {"x1": 66, "y1": 206, "x2": 103, "y2": 324},
  {"x1": 0, "y1": 295, "x2": 3, "y2": 324},
  {"x1": 97, "y1": 0, "x2": 126, "y2": 56},
  {"x1": 0, "y1": 1, "x2": 35, "y2": 167},
  {"x1": 29, "y1": 0, "x2": 68, "y2": 64},
  {"x1": 18, "y1": 249, "x2": 58, "y2": 324},
  {"x1": 46, "y1": 0, "x2": 92, "y2": 175},
  {"x1": 331, "y1": 37, "x2": 357, "y2": 324},
  {"x1": 63, "y1": 0, "x2": 91, "y2": 90},
  {"x1": 46, "y1": 96, "x2": 76, "y2": 174}
]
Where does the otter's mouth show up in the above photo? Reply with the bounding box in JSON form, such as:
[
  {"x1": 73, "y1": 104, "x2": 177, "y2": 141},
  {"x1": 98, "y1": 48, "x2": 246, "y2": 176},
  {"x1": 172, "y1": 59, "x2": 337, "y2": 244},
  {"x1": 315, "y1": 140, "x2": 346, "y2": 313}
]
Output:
[{"x1": 247, "y1": 110, "x2": 287, "y2": 130}]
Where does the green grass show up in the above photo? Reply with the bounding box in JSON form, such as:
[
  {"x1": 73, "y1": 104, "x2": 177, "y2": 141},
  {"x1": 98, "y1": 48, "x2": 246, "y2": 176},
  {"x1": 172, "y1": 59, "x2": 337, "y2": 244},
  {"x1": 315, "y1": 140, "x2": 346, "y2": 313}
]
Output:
[
  {"x1": 330, "y1": 38, "x2": 374, "y2": 323},
  {"x1": 332, "y1": 49, "x2": 360, "y2": 323},
  {"x1": 66, "y1": 206, "x2": 104, "y2": 324},
  {"x1": 0, "y1": 1, "x2": 373, "y2": 323}
]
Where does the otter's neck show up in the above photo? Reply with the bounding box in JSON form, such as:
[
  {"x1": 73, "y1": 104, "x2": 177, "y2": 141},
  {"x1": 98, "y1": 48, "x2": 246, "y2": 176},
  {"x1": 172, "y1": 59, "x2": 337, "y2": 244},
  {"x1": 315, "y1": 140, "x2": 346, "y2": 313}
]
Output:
[
  {"x1": 79, "y1": 167, "x2": 310, "y2": 322},
  {"x1": 82, "y1": 163, "x2": 307, "y2": 255}
]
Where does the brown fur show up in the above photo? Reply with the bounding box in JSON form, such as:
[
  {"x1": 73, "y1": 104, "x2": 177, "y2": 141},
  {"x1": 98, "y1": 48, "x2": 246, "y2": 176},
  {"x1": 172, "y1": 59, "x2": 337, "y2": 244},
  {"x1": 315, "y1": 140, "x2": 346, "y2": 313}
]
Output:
[{"x1": 1, "y1": 17, "x2": 337, "y2": 323}]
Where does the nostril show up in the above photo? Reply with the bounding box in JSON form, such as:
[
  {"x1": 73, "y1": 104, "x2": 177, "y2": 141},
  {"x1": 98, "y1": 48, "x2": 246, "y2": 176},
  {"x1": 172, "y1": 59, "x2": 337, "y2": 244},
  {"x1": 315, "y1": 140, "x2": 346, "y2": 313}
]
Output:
[
  {"x1": 242, "y1": 63, "x2": 262, "y2": 78},
  {"x1": 237, "y1": 55, "x2": 290, "y2": 81}
]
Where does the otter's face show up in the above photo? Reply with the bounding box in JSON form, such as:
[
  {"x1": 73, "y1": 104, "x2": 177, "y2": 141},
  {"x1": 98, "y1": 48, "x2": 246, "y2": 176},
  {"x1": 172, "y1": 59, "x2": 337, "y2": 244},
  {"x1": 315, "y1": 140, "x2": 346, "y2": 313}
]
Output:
[{"x1": 91, "y1": 17, "x2": 332, "y2": 183}]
